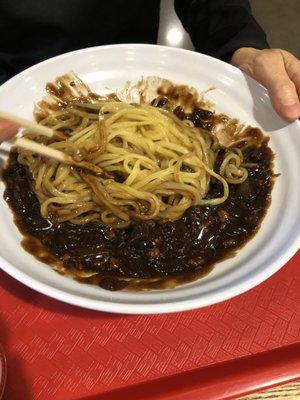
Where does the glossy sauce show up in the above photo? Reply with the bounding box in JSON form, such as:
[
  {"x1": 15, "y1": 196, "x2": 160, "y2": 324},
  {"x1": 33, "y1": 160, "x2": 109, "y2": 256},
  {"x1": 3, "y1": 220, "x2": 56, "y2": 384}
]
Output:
[{"x1": 3, "y1": 139, "x2": 274, "y2": 291}]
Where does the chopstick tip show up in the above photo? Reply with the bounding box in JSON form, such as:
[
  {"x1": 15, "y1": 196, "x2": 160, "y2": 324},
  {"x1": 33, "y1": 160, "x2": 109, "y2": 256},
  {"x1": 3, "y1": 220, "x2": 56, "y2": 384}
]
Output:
[{"x1": 53, "y1": 131, "x2": 67, "y2": 141}]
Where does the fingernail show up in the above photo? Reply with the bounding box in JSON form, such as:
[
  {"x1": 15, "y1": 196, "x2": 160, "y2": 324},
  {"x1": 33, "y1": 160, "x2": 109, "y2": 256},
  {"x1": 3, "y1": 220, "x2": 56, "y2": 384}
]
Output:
[{"x1": 280, "y1": 104, "x2": 300, "y2": 120}]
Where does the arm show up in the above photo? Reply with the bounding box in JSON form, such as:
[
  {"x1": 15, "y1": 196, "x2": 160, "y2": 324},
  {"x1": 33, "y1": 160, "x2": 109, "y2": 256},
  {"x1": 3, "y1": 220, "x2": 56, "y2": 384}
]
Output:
[
  {"x1": 175, "y1": 0, "x2": 300, "y2": 121},
  {"x1": 174, "y1": 0, "x2": 268, "y2": 62}
]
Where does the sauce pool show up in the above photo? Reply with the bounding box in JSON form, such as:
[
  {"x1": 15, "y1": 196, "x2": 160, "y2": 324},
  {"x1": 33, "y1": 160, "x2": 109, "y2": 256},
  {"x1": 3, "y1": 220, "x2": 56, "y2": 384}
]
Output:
[{"x1": 2, "y1": 140, "x2": 274, "y2": 291}]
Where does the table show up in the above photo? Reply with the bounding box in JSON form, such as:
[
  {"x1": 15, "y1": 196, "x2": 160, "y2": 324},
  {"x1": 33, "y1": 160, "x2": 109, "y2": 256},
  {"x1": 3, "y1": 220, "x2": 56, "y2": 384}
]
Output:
[{"x1": 240, "y1": 381, "x2": 300, "y2": 399}]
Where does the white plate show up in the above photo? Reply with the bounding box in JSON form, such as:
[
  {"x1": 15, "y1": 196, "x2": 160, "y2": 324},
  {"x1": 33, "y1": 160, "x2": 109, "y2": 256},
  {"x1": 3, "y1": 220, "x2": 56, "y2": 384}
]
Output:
[{"x1": 0, "y1": 44, "x2": 300, "y2": 314}]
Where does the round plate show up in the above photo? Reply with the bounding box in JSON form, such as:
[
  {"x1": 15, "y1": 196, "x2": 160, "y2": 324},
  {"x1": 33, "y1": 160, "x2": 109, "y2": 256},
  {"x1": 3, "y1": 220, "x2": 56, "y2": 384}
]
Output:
[{"x1": 0, "y1": 44, "x2": 299, "y2": 314}]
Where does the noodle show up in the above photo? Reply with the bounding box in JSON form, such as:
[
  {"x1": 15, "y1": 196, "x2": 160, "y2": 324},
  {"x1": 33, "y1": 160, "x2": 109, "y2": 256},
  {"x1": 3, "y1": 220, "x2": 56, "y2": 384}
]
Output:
[{"x1": 17, "y1": 73, "x2": 250, "y2": 227}]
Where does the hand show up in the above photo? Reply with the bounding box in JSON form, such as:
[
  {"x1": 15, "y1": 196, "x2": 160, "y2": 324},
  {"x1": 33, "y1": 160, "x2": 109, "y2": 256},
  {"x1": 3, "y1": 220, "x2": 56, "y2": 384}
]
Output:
[
  {"x1": 0, "y1": 119, "x2": 18, "y2": 142},
  {"x1": 231, "y1": 47, "x2": 300, "y2": 122}
]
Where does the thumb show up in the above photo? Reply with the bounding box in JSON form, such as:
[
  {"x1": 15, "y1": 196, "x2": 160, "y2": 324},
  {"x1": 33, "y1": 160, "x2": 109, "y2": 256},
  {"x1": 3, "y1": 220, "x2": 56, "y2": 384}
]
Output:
[
  {"x1": 253, "y1": 50, "x2": 300, "y2": 121},
  {"x1": 0, "y1": 119, "x2": 19, "y2": 142},
  {"x1": 281, "y1": 50, "x2": 300, "y2": 96}
]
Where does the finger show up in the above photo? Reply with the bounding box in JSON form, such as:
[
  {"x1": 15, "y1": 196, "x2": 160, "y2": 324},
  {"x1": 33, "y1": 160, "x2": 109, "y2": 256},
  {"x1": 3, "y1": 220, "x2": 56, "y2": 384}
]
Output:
[
  {"x1": 0, "y1": 119, "x2": 19, "y2": 142},
  {"x1": 282, "y1": 51, "x2": 300, "y2": 93},
  {"x1": 254, "y1": 50, "x2": 300, "y2": 121}
]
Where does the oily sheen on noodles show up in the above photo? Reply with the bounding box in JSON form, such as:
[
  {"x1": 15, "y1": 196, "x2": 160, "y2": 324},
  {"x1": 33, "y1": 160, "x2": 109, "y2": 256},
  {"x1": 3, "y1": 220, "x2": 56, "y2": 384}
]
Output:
[{"x1": 17, "y1": 73, "x2": 249, "y2": 228}]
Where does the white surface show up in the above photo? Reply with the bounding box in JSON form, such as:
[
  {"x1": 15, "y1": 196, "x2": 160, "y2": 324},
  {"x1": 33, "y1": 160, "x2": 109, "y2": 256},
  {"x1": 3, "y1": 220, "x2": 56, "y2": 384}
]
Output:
[
  {"x1": 0, "y1": 44, "x2": 299, "y2": 314},
  {"x1": 158, "y1": 0, "x2": 194, "y2": 49}
]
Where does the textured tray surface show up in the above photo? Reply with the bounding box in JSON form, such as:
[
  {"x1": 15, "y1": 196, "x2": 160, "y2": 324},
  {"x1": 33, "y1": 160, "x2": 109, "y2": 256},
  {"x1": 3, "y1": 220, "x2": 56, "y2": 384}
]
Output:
[{"x1": 0, "y1": 252, "x2": 299, "y2": 399}]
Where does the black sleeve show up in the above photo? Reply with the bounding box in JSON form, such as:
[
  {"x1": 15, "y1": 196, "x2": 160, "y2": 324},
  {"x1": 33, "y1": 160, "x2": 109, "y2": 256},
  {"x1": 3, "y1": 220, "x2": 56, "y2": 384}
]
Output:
[{"x1": 174, "y1": 0, "x2": 269, "y2": 62}]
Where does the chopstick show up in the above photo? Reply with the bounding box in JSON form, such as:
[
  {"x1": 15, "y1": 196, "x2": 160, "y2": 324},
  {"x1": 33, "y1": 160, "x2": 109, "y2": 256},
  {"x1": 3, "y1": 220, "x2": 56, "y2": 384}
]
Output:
[
  {"x1": 12, "y1": 137, "x2": 103, "y2": 175},
  {"x1": 0, "y1": 109, "x2": 66, "y2": 141},
  {"x1": 0, "y1": 110, "x2": 102, "y2": 175}
]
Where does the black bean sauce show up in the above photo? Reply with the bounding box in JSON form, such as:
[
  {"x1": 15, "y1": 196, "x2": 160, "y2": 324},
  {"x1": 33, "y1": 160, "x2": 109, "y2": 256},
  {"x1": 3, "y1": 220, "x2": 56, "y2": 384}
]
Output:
[
  {"x1": 174, "y1": 105, "x2": 214, "y2": 130},
  {"x1": 2, "y1": 135, "x2": 274, "y2": 291}
]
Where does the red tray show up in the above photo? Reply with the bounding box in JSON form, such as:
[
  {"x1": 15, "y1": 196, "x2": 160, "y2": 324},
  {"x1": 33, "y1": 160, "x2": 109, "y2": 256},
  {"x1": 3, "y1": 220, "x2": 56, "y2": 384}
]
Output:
[{"x1": 0, "y1": 251, "x2": 299, "y2": 400}]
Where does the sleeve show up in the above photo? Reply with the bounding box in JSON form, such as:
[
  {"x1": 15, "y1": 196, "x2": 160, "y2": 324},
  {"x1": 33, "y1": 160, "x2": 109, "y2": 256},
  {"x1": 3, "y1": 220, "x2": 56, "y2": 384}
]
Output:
[{"x1": 174, "y1": 0, "x2": 269, "y2": 62}]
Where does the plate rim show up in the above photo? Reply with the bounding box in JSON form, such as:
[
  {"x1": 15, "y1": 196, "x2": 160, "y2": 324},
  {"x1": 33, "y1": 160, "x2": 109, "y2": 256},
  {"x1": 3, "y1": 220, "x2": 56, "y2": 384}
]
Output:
[{"x1": 0, "y1": 43, "x2": 299, "y2": 314}]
